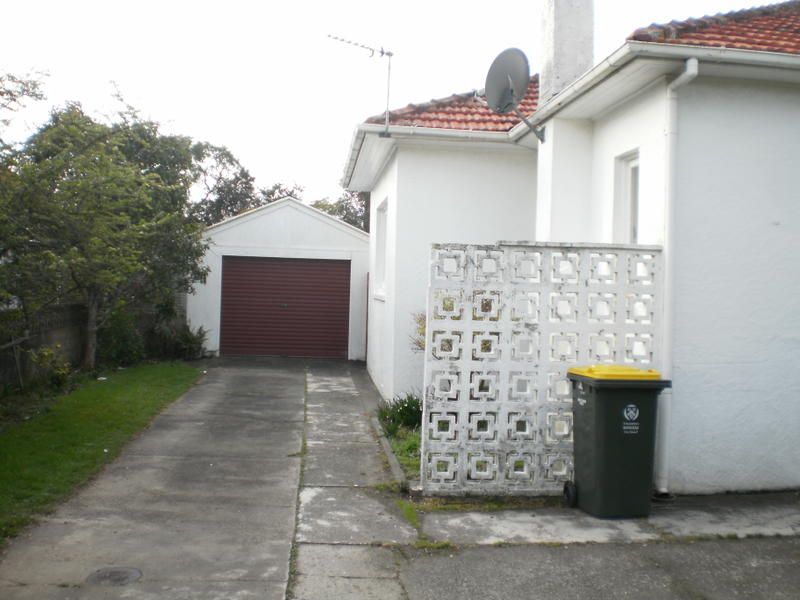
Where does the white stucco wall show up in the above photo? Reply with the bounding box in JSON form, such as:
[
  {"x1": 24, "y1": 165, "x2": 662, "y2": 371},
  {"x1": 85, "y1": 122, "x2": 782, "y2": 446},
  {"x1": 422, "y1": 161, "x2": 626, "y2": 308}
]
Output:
[
  {"x1": 536, "y1": 118, "x2": 593, "y2": 242},
  {"x1": 667, "y1": 77, "x2": 800, "y2": 493},
  {"x1": 367, "y1": 141, "x2": 538, "y2": 400},
  {"x1": 366, "y1": 158, "x2": 398, "y2": 394},
  {"x1": 590, "y1": 81, "x2": 668, "y2": 246},
  {"x1": 538, "y1": 72, "x2": 800, "y2": 494},
  {"x1": 538, "y1": 82, "x2": 668, "y2": 245},
  {"x1": 186, "y1": 199, "x2": 369, "y2": 360}
]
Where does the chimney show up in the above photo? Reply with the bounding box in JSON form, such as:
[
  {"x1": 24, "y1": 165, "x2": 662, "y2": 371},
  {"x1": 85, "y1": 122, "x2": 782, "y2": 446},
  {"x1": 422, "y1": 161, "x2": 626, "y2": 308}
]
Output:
[{"x1": 540, "y1": 0, "x2": 594, "y2": 102}]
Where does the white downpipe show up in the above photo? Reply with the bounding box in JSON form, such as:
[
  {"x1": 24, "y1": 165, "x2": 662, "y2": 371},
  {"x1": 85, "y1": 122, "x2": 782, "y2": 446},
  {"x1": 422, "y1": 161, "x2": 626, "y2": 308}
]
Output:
[{"x1": 655, "y1": 57, "x2": 698, "y2": 494}]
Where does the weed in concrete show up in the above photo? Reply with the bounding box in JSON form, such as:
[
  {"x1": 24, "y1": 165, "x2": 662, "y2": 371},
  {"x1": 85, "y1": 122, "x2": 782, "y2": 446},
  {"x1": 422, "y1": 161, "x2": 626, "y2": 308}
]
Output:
[
  {"x1": 395, "y1": 498, "x2": 421, "y2": 530},
  {"x1": 284, "y1": 366, "x2": 310, "y2": 600},
  {"x1": 658, "y1": 531, "x2": 756, "y2": 545},
  {"x1": 414, "y1": 495, "x2": 561, "y2": 513},
  {"x1": 378, "y1": 447, "x2": 391, "y2": 471},
  {"x1": 414, "y1": 539, "x2": 455, "y2": 550},
  {"x1": 373, "y1": 481, "x2": 402, "y2": 494},
  {"x1": 288, "y1": 433, "x2": 308, "y2": 458},
  {"x1": 285, "y1": 542, "x2": 300, "y2": 599}
]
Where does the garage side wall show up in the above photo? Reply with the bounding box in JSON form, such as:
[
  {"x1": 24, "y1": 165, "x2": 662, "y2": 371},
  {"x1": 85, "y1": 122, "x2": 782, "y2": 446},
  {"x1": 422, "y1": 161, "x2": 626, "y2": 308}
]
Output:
[{"x1": 186, "y1": 202, "x2": 369, "y2": 360}]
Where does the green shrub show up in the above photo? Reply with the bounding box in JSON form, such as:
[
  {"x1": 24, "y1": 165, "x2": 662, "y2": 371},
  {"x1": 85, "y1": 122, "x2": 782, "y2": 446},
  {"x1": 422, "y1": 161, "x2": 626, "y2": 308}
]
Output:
[
  {"x1": 378, "y1": 392, "x2": 422, "y2": 437},
  {"x1": 97, "y1": 308, "x2": 145, "y2": 367},
  {"x1": 27, "y1": 344, "x2": 71, "y2": 390},
  {"x1": 146, "y1": 321, "x2": 206, "y2": 360}
]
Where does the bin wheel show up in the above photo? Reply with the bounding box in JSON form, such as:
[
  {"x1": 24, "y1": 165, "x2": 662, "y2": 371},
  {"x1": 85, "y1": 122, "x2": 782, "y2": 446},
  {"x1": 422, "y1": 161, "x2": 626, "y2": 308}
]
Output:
[{"x1": 563, "y1": 481, "x2": 578, "y2": 508}]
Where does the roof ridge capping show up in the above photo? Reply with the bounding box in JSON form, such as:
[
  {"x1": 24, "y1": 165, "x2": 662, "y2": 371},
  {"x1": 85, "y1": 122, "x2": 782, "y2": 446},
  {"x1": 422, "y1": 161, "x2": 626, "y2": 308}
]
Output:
[
  {"x1": 367, "y1": 74, "x2": 540, "y2": 122},
  {"x1": 371, "y1": 89, "x2": 483, "y2": 122},
  {"x1": 630, "y1": 0, "x2": 800, "y2": 42}
]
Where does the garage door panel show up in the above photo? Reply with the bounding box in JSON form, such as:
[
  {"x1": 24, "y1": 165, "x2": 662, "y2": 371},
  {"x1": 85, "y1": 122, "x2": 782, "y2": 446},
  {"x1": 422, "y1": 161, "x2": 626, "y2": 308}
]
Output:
[{"x1": 220, "y1": 256, "x2": 350, "y2": 358}]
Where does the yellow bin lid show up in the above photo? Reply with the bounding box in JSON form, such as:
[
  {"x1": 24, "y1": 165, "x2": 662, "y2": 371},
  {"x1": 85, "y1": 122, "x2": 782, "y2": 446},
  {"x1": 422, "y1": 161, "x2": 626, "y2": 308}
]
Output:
[{"x1": 567, "y1": 365, "x2": 662, "y2": 380}]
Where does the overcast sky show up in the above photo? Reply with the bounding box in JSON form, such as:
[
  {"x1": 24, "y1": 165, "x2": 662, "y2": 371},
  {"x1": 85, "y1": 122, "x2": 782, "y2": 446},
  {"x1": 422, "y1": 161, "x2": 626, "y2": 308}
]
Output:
[{"x1": 2, "y1": 0, "x2": 759, "y2": 202}]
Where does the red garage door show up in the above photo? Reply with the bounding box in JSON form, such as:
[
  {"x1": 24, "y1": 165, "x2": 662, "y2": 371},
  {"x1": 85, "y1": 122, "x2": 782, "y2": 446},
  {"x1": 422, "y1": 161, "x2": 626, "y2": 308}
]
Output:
[{"x1": 220, "y1": 256, "x2": 351, "y2": 358}]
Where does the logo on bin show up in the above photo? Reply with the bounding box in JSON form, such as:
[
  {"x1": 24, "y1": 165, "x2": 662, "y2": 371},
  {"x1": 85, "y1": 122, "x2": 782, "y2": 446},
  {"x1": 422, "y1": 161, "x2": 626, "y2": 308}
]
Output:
[
  {"x1": 622, "y1": 404, "x2": 640, "y2": 434},
  {"x1": 623, "y1": 404, "x2": 640, "y2": 421}
]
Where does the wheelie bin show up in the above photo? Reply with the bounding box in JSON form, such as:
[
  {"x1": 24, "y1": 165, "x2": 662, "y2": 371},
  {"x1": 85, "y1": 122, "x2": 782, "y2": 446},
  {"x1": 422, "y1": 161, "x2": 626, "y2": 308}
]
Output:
[{"x1": 564, "y1": 365, "x2": 671, "y2": 518}]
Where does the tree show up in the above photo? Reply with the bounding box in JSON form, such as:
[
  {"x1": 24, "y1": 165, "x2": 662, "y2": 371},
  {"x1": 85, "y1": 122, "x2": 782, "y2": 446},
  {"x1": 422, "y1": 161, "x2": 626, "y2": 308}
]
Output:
[
  {"x1": 0, "y1": 72, "x2": 46, "y2": 324},
  {"x1": 113, "y1": 113, "x2": 208, "y2": 310},
  {"x1": 311, "y1": 190, "x2": 370, "y2": 232},
  {"x1": 1, "y1": 104, "x2": 208, "y2": 369},
  {"x1": 0, "y1": 73, "x2": 44, "y2": 148},
  {"x1": 258, "y1": 182, "x2": 304, "y2": 205},
  {"x1": 189, "y1": 143, "x2": 304, "y2": 226},
  {"x1": 114, "y1": 110, "x2": 196, "y2": 215}
]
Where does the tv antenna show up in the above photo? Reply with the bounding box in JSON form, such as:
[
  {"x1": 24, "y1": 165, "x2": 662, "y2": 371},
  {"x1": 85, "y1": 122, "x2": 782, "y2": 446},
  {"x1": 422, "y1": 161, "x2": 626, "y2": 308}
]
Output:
[
  {"x1": 328, "y1": 34, "x2": 394, "y2": 137},
  {"x1": 485, "y1": 48, "x2": 544, "y2": 143}
]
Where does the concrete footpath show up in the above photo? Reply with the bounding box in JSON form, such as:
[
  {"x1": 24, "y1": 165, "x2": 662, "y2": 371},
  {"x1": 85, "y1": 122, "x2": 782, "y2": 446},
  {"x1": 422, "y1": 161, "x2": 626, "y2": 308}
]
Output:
[
  {"x1": 1, "y1": 359, "x2": 798, "y2": 599},
  {"x1": 290, "y1": 364, "x2": 800, "y2": 600}
]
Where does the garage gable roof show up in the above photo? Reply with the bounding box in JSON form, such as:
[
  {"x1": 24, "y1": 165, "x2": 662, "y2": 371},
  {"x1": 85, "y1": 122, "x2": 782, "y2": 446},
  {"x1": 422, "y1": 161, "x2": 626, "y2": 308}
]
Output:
[{"x1": 205, "y1": 197, "x2": 369, "y2": 242}]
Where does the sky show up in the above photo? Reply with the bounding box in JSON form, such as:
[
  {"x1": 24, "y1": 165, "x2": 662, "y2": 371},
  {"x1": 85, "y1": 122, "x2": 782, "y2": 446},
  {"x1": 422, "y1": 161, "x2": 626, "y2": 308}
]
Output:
[{"x1": 2, "y1": 0, "x2": 761, "y2": 202}]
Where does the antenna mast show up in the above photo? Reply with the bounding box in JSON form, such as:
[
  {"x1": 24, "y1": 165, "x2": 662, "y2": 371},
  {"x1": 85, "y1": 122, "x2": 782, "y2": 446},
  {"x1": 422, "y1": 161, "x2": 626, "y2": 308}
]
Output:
[{"x1": 328, "y1": 34, "x2": 394, "y2": 137}]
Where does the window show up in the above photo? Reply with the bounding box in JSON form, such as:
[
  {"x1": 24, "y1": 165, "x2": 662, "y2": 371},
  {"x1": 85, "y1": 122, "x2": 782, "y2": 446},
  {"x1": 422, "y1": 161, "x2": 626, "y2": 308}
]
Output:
[
  {"x1": 614, "y1": 151, "x2": 640, "y2": 244},
  {"x1": 374, "y1": 199, "x2": 388, "y2": 294}
]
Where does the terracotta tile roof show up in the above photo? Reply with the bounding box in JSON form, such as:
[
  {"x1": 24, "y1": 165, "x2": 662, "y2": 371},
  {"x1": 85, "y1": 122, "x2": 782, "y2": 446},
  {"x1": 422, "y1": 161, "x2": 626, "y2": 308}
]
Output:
[
  {"x1": 366, "y1": 3, "x2": 800, "y2": 134},
  {"x1": 630, "y1": 0, "x2": 800, "y2": 55},
  {"x1": 366, "y1": 75, "x2": 539, "y2": 133}
]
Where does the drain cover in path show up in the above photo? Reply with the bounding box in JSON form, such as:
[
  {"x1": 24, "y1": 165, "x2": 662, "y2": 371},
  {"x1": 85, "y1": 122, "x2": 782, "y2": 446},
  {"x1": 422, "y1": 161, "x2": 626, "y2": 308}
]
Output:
[{"x1": 86, "y1": 567, "x2": 142, "y2": 586}]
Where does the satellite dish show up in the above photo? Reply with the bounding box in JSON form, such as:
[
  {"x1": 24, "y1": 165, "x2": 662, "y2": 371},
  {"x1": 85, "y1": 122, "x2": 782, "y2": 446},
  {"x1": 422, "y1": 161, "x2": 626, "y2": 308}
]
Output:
[
  {"x1": 485, "y1": 48, "x2": 530, "y2": 114},
  {"x1": 485, "y1": 48, "x2": 544, "y2": 143}
]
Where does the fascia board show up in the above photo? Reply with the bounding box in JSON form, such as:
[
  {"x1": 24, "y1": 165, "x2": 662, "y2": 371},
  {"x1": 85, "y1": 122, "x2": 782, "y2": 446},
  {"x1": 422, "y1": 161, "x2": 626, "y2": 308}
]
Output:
[
  {"x1": 207, "y1": 197, "x2": 369, "y2": 244},
  {"x1": 519, "y1": 41, "x2": 800, "y2": 130},
  {"x1": 343, "y1": 123, "x2": 513, "y2": 191}
]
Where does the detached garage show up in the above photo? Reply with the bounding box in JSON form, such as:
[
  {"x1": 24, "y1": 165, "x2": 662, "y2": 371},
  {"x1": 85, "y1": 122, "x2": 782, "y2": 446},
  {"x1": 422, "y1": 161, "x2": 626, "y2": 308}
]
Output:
[{"x1": 186, "y1": 197, "x2": 369, "y2": 360}]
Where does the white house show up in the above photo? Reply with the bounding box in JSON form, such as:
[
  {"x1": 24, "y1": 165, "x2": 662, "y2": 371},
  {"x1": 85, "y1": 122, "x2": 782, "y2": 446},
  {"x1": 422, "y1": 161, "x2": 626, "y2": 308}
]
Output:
[
  {"x1": 186, "y1": 197, "x2": 369, "y2": 360},
  {"x1": 342, "y1": 75, "x2": 540, "y2": 401},
  {"x1": 343, "y1": 0, "x2": 800, "y2": 494}
]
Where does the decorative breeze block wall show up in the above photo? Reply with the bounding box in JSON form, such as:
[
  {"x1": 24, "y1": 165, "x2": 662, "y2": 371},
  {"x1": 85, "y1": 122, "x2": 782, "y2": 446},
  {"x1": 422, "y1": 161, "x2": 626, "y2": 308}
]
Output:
[{"x1": 422, "y1": 242, "x2": 663, "y2": 495}]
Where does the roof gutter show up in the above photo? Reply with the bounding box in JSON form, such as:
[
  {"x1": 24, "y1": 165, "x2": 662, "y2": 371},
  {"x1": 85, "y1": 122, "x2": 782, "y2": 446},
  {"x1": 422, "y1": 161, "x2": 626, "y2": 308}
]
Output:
[
  {"x1": 511, "y1": 41, "x2": 800, "y2": 138},
  {"x1": 342, "y1": 123, "x2": 513, "y2": 189},
  {"x1": 341, "y1": 127, "x2": 369, "y2": 189},
  {"x1": 510, "y1": 43, "x2": 637, "y2": 139}
]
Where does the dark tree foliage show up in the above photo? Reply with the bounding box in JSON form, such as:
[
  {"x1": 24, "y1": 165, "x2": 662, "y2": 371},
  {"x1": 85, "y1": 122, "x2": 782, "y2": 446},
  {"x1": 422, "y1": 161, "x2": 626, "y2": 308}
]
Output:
[
  {"x1": 0, "y1": 73, "x2": 44, "y2": 148},
  {"x1": 311, "y1": 190, "x2": 370, "y2": 232},
  {"x1": 258, "y1": 182, "x2": 305, "y2": 205},
  {"x1": 114, "y1": 112, "x2": 196, "y2": 215},
  {"x1": 0, "y1": 104, "x2": 208, "y2": 369},
  {"x1": 189, "y1": 144, "x2": 303, "y2": 226},
  {"x1": 0, "y1": 75, "x2": 331, "y2": 370}
]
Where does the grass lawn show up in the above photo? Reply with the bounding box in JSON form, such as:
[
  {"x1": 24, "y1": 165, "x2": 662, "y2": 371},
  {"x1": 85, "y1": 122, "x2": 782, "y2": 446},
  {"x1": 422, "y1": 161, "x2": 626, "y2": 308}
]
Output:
[
  {"x1": 0, "y1": 362, "x2": 200, "y2": 544},
  {"x1": 389, "y1": 426, "x2": 421, "y2": 481}
]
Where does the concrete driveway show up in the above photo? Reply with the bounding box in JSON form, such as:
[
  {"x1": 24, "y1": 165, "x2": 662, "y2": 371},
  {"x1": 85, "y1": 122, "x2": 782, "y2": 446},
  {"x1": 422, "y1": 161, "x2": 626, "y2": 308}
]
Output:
[
  {"x1": 0, "y1": 358, "x2": 312, "y2": 599},
  {"x1": 3, "y1": 358, "x2": 799, "y2": 600}
]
